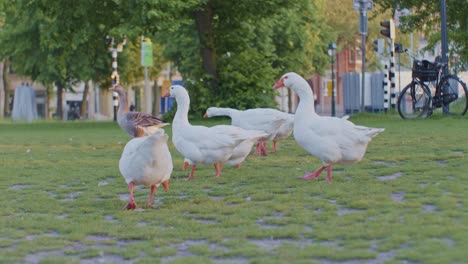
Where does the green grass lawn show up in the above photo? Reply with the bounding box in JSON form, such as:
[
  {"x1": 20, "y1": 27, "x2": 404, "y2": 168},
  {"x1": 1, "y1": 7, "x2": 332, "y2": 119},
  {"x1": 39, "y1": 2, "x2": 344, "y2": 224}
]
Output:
[{"x1": 1, "y1": 114, "x2": 467, "y2": 264}]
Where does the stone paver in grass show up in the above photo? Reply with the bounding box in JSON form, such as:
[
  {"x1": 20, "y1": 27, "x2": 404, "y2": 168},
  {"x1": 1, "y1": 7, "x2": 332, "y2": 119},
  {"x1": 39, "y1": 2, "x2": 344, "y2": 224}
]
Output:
[
  {"x1": 377, "y1": 172, "x2": 402, "y2": 181},
  {"x1": 8, "y1": 184, "x2": 32, "y2": 190},
  {"x1": 256, "y1": 213, "x2": 285, "y2": 228},
  {"x1": 161, "y1": 240, "x2": 207, "y2": 262},
  {"x1": 337, "y1": 207, "x2": 366, "y2": 216},
  {"x1": 391, "y1": 191, "x2": 406, "y2": 202},
  {"x1": 81, "y1": 255, "x2": 133, "y2": 264},
  {"x1": 56, "y1": 213, "x2": 68, "y2": 219},
  {"x1": 208, "y1": 195, "x2": 224, "y2": 200},
  {"x1": 25, "y1": 231, "x2": 60, "y2": 241},
  {"x1": 316, "y1": 240, "x2": 411, "y2": 264},
  {"x1": 59, "y1": 191, "x2": 83, "y2": 202},
  {"x1": 210, "y1": 257, "x2": 249, "y2": 264},
  {"x1": 373, "y1": 160, "x2": 396, "y2": 167},
  {"x1": 436, "y1": 160, "x2": 449, "y2": 166},
  {"x1": 24, "y1": 251, "x2": 66, "y2": 264},
  {"x1": 422, "y1": 204, "x2": 438, "y2": 213},
  {"x1": 104, "y1": 215, "x2": 119, "y2": 223},
  {"x1": 98, "y1": 181, "x2": 109, "y2": 186},
  {"x1": 439, "y1": 238, "x2": 455, "y2": 247},
  {"x1": 119, "y1": 193, "x2": 130, "y2": 201},
  {"x1": 249, "y1": 237, "x2": 314, "y2": 251},
  {"x1": 196, "y1": 218, "x2": 219, "y2": 224}
]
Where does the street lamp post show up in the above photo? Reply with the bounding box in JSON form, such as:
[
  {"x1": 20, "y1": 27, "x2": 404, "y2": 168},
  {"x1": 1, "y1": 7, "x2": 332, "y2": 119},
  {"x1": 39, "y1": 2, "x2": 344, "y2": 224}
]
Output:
[
  {"x1": 328, "y1": 43, "x2": 337, "y2": 117},
  {"x1": 353, "y1": 0, "x2": 373, "y2": 112},
  {"x1": 107, "y1": 36, "x2": 127, "y2": 121}
]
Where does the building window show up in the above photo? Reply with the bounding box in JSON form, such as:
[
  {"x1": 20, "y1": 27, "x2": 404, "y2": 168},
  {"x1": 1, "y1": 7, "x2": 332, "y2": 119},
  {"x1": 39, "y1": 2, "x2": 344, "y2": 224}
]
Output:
[
  {"x1": 356, "y1": 48, "x2": 362, "y2": 62},
  {"x1": 350, "y1": 50, "x2": 355, "y2": 62}
]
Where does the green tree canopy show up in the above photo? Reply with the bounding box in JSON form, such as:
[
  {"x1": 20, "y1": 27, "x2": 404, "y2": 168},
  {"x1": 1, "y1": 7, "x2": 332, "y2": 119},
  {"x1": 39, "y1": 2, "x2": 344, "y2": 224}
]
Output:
[
  {"x1": 0, "y1": 0, "x2": 122, "y2": 118},
  {"x1": 135, "y1": 0, "x2": 329, "y2": 116},
  {"x1": 0, "y1": 0, "x2": 346, "y2": 119}
]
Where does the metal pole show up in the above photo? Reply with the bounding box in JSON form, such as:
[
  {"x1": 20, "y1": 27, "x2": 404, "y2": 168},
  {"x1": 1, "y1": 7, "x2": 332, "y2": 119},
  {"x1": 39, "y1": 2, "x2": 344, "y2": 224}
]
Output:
[
  {"x1": 361, "y1": 33, "x2": 366, "y2": 112},
  {"x1": 331, "y1": 56, "x2": 336, "y2": 116},
  {"x1": 440, "y1": 0, "x2": 448, "y2": 65},
  {"x1": 111, "y1": 49, "x2": 119, "y2": 122},
  {"x1": 398, "y1": 52, "x2": 401, "y2": 93},
  {"x1": 144, "y1": 66, "x2": 150, "y2": 113},
  {"x1": 440, "y1": 0, "x2": 449, "y2": 113}
]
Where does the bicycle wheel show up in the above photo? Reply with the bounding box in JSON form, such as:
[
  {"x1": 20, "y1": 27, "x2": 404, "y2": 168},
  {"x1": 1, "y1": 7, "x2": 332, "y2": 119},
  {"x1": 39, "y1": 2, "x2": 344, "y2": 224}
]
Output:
[
  {"x1": 397, "y1": 81, "x2": 432, "y2": 119},
  {"x1": 436, "y1": 75, "x2": 468, "y2": 116}
]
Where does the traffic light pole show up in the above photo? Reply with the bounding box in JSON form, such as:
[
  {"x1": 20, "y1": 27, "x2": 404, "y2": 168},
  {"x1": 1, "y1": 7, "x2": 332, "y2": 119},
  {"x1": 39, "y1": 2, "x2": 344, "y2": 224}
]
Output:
[
  {"x1": 379, "y1": 19, "x2": 395, "y2": 110},
  {"x1": 388, "y1": 39, "x2": 396, "y2": 109},
  {"x1": 360, "y1": 33, "x2": 366, "y2": 112}
]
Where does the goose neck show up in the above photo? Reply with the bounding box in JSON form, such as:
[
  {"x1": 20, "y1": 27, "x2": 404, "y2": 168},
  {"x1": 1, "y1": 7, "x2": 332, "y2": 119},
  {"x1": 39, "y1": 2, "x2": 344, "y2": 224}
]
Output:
[
  {"x1": 117, "y1": 92, "x2": 129, "y2": 116},
  {"x1": 214, "y1": 108, "x2": 234, "y2": 117},
  {"x1": 173, "y1": 96, "x2": 190, "y2": 127},
  {"x1": 294, "y1": 88, "x2": 317, "y2": 116}
]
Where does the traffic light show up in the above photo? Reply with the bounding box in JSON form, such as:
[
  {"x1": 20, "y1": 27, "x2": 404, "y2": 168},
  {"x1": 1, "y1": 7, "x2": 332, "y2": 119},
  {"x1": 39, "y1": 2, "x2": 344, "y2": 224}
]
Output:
[
  {"x1": 380, "y1": 19, "x2": 395, "y2": 40},
  {"x1": 373, "y1": 39, "x2": 384, "y2": 54},
  {"x1": 394, "y1": 43, "x2": 404, "y2": 53}
]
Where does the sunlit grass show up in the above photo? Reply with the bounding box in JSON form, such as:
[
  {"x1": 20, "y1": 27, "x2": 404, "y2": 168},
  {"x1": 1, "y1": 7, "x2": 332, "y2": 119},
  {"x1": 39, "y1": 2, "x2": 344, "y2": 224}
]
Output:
[{"x1": 1, "y1": 114, "x2": 467, "y2": 263}]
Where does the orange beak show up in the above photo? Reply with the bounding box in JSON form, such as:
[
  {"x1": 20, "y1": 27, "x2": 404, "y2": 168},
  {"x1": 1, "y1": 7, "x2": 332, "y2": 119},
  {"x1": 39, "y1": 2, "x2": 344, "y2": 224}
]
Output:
[
  {"x1": 162, "y1": 92, "x2": 170, "y2": 98},
  {"x1": 273, "y1": 77, "x2": 284, "y2": 89},
  {"x1": 202, "y1": 113, "x2": 208, "y2": 118}
]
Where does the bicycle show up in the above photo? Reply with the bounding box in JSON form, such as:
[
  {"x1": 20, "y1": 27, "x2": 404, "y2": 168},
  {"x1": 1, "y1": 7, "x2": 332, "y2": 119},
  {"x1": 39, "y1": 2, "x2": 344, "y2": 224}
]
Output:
[{"x1": 397, "y1": 50, "x2": 468, "y2": 119}]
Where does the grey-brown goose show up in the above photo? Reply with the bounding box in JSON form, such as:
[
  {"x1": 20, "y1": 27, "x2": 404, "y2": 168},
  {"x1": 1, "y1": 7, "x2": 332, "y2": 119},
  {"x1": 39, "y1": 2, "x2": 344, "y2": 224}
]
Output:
[{"x1": 109, "y1": 85, "x2": 169, "y2": 138}]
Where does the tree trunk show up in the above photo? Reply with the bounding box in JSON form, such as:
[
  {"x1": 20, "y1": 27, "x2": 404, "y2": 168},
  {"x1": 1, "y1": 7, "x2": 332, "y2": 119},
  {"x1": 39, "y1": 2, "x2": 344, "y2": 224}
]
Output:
[
  {"x1": 2, "y1": 60, "x2": 11, "y2": 116},
  {"x1": 194, "y1": 1, "x2": 218, "y2": 95},
  {"x1": 45, "y1": 84, "x2": 50, "y2": 119},
  {"x1": 80, "y1": 81, "x2": 89, "y2": 118},
  {"x1": 87, "y1": 80, "x2": 95, "y2": 120},
  {"x1": 0, "y1": 62, "x2": 4, "y2": 119},
  {"x1": 56, "y1": 82, "x2": 64, "y2": 120},
  {"x1": 153, "y1": 81, "x2": 160, "y2": 117}
]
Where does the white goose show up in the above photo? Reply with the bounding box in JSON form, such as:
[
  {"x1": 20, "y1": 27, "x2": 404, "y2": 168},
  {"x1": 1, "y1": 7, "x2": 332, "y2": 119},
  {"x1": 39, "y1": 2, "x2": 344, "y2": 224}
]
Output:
[
  {"x1": 203, "y1": 107, "x2": 293, "y2": 156},
  {"x1": 182, "y1": 136, "x2": 259, "y2": 170},
  {"x1": 271, "y1": 113, "x2": 294, "y2": 152},
  {"x1": 273, "y1": 72, "x2": 384, "y2": 182},
  {"x1": 164, "y1": 85, "x2": 266, "y2": 179},
  {"x1": 119, "y1": 129, "x2": 173, "y2": 209}
]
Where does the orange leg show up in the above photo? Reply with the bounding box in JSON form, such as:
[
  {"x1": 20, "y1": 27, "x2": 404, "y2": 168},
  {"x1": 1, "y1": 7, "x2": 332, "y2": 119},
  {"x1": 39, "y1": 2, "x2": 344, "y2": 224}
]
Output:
[
  {"x1": 146, "y1": 185, "x2": 156, "y2": 207},
  {"x1": 272, "y1": 141, "x2": 278, "y2": 152},
  {"x1": 260, "y1": 141, "x2": 268, "y2": 156},
  {"x1": 325, "y1": 165, "x2": 333, "y2": 182},
  {"x1": 302, "y1": 165, "x2": 327, "y2": 180},
  {"x1": 187, "y1": 164, "x2": 196, "y2": 180},
  {"x1": 214, "y1": 162, "x2": 222, "y2": 177},
  {"x1": 124, "y1": 182, "x2": 138, "y2": 210},
  {"x1": 252, "y1": 141, "x2": 262, "y2": 157},
  {"x1": 162, "y1": 179, "x2": 169, "y2": 192}
]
